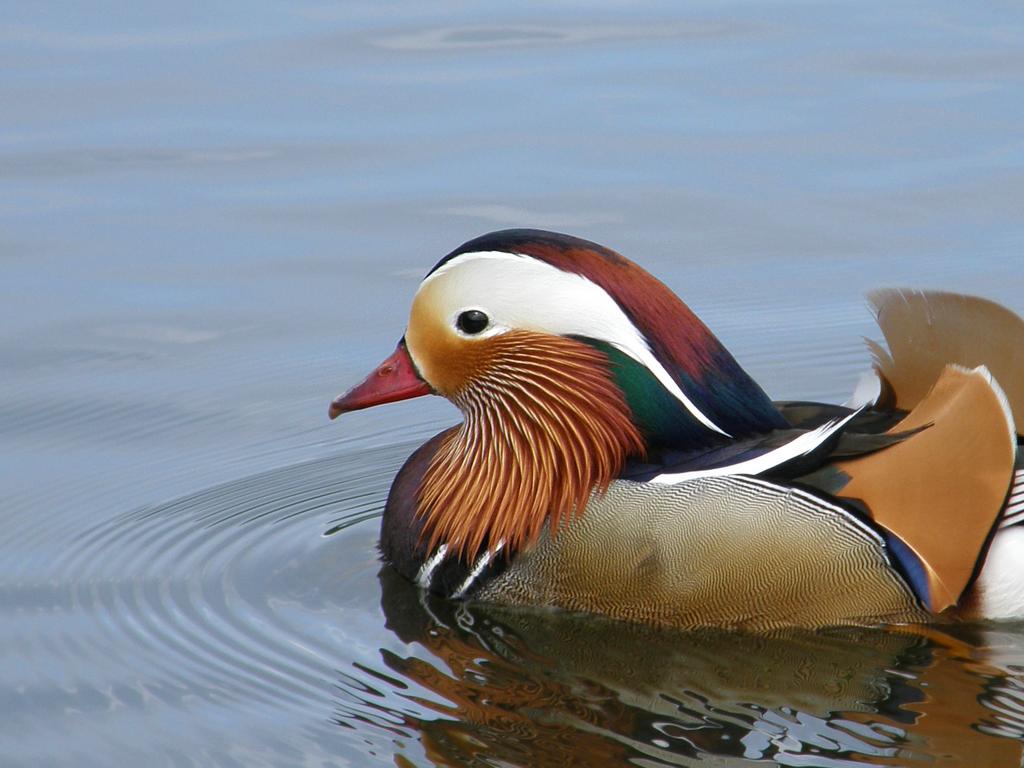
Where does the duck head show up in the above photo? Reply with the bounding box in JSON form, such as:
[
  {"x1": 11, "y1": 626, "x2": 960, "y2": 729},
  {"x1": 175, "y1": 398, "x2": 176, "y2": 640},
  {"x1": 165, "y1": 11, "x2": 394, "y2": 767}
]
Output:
[{"x1": 331, "y1": 229, "x2": 785, "y2": 560}]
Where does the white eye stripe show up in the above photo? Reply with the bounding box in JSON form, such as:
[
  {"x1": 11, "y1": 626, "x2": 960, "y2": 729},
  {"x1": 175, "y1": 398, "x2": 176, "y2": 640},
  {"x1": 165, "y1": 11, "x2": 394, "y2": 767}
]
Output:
[{"x1": 421, "y1": 250, "x2": 729, "y2": 436}]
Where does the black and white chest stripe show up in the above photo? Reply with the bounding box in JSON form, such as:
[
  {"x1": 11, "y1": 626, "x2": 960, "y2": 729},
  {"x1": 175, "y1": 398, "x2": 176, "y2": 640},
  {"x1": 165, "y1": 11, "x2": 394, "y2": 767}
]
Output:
[{"x1": 415, "y1": 541, "x2": 508, "y2": 599}]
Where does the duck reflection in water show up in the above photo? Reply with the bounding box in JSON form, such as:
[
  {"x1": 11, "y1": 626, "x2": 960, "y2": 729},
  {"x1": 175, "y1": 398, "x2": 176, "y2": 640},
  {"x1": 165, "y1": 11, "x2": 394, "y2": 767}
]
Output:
[{"x1": 330, "y1": 566, "x2": 1024, "y2": 766}]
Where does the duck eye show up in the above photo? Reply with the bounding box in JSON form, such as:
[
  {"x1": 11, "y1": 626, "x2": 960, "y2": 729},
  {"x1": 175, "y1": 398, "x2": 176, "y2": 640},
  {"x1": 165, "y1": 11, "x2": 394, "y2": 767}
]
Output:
[{"x1": 456, "y1": 309, "x2": 489, "y2": 335}]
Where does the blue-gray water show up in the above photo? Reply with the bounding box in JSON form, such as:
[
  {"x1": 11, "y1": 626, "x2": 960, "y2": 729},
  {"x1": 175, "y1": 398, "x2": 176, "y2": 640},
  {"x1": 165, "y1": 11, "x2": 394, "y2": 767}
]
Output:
[{"x1": 3, "y1": 2, "x2": 1024, "y2": 766}]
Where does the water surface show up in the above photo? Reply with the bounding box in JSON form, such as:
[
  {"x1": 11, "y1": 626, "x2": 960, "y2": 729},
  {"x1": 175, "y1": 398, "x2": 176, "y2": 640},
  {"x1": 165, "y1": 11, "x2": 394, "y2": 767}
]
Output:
[{"x1": 3, "y1": 2, "x2": 1024, "y2": 765}]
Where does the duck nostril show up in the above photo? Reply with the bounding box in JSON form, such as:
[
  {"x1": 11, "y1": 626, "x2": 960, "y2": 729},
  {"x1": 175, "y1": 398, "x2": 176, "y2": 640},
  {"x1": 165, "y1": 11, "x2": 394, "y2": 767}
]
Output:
[{"x1": 329, "y1": 342, "x2": 430, "y2": 418}]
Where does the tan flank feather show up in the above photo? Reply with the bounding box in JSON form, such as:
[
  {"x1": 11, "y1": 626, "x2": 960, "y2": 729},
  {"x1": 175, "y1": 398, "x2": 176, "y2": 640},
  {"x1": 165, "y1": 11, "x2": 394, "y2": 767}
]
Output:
[
  {"x1": 417, "y1": 331, "x2": 645, "y2": 562},
  {"x1": 835, "y1": 365, "x2": 1016, "y2": 612},
  {"x1": 867, "y1": 289, "x2": 1024, "y2": 427}
]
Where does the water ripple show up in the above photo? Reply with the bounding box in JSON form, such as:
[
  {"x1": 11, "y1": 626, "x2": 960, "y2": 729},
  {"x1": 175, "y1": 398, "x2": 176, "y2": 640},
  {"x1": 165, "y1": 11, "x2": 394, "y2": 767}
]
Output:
[
  {"x1": 6, "y1": 424, "x2": 1024, "y2": 764},
  {"x1": 0, "y1": 439, "x2": 420, "y2": 762}
]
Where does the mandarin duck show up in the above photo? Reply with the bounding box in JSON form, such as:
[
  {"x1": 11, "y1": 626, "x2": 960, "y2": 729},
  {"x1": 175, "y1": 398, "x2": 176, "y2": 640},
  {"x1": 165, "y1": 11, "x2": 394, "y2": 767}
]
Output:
[{"x1": 330, "y1": 230, "x2": 1024, "y2": 629}]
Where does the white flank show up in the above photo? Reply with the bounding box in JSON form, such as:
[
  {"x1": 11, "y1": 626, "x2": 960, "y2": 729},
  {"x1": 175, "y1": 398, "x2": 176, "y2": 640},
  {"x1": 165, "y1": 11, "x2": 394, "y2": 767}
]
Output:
[
  {"x1": 422, "y1": 251, "x2": 730, "y2": 436},
  {"x1": 977, "y1": 527, "x2": 1024, "y2": 619},
  {"x1": 651, "y1": 408, "x2": 862, "y2": 484}
]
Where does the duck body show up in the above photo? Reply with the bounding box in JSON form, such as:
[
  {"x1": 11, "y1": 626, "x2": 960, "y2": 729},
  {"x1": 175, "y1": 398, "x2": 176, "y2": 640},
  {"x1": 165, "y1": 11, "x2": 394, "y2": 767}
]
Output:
[{"x1": 332, "y1": 230, "x2": 1024, "y2": 629}]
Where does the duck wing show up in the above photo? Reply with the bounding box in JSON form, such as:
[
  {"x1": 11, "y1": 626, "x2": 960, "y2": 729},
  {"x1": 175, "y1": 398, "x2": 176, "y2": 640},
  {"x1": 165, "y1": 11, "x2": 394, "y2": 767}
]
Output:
[
  {"x1": 857, "y1": 289, "x2": 1024, "y2": 432},
  {"x1": 622, "y1": 410, "x2": 917, "y2": 483},
  {"x1": 823, "y1": 365, "x2": 1017, "y2": 612}
]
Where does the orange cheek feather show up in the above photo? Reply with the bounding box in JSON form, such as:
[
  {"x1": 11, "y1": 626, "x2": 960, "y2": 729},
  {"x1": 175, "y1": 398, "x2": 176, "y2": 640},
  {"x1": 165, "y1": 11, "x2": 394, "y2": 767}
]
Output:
[
  {"x1": 407, "y1": 327, "x2": 646, "y2": 563},
  {"x1": 405, "y1": 289, "x2": 489, "y2": 397}
]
